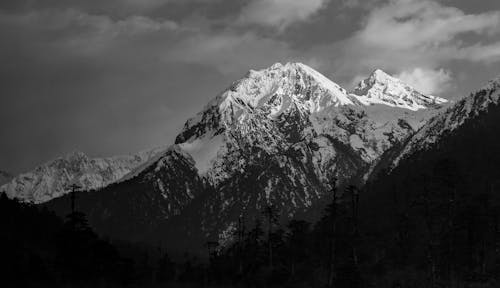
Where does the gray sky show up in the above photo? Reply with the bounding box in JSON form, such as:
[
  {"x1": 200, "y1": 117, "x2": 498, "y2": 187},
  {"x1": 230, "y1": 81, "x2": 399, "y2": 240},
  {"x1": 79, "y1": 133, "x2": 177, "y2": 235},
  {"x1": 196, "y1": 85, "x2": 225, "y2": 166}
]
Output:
[{"x1": 1, "y1": 0, "x2": 499, "y2": 174}]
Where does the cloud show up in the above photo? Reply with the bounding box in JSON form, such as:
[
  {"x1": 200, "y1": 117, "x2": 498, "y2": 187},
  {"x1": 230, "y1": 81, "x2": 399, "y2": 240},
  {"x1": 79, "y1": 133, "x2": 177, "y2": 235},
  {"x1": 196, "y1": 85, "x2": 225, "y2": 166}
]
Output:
[
  {"x1": 0, "y1": 0, "x2": 222, "y2": 16},
  {"x1": 357, "y1": 0, "x2": 500, "y2": 50},
  {"x1": 237, "y1": 0, "x2": 330, "y2": 32},
  {"x1": 0, "y1": 9, "x2": 185, "y2": 57},
  {"x1": 166, "y1": 31, "x2": 296, "y2": 74},
  {"x1": 396, "y1": 68, "x2": 452, "y2": 95},
  {"x1": 314, "y1": 0, "x2": 500, "y2": 92},
  {"x1": 455, "y1": 41, "x2": 500, "y2": 62},
  {"x1": 0, "y1": 7, "x2": 232, "y2": 173}
]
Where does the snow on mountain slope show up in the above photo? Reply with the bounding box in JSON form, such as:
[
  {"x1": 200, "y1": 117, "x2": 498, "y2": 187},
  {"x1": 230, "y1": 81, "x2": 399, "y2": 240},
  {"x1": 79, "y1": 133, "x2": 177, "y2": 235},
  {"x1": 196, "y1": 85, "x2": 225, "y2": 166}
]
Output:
[
  {"x1": 6, "y1": 61, "x2": 449, "y2": 240},
  {"x1": 37, "y1": 62, "x2": 451, "y2": 250},
  {"x1": 169, "y1": 62, "x2": 448, "y2": 243},
  {"x1": 1, "y1": 147, "x2": 165, "y2": 203},
  {"x1": 352, "y1": 69, "x2": 448, "y2": 111},
  {"x1": 176, "y1": 62, "x2": 357, "y2": 144},
  {"x1": 178, "y1": 133, "x2": 225, "y2": 174},
  {"x1": 175, "y1": 62, "x2": 446, "y2": 180},
  {"x1": 393, "y1": 76, "x2": 500, "y2": 166}
]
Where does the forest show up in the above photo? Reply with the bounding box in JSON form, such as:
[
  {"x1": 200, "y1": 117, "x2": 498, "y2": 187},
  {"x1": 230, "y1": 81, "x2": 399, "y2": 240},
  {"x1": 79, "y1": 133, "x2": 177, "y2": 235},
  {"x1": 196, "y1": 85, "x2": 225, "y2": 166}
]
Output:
[{"x1": 2, "y1": 103, "x2": 500, "y2": 288}]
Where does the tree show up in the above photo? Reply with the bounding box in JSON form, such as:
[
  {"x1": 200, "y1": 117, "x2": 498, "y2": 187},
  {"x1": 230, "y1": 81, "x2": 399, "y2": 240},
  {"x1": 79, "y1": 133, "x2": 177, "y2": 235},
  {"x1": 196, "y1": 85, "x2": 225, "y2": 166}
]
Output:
[
  {"x1": 263, "y1": 204, "x2": 279, "y2": 268},
  {"x1": 157, "y1": 252, "x2": 175, "y2": 282},
  {"x1": 234, "y1": 215, "x2": 246, "y2": 275},
  {"x1": 327, "y1": 177, "x2": 338, "y2": 288},
  {"x1": 345, "y1": 184, "x2": 360, "y2": 267},
  {"x1": 286, "y1": 220, "x2": 311, "y2": 276}
]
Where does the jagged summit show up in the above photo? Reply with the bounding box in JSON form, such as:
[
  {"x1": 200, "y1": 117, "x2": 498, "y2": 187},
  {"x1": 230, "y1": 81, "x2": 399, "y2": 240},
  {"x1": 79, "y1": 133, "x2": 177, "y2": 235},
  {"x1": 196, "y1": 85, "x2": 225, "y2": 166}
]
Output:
[
  {"x1": 176, "y1": 63, "x2": 447, "y2": 145},
  {"x1": 172, "y1": 62, "x2": 450, "y2": 178},
  {"x1": 221, "y1": 62, "x2": 355, "y2": 113},
  {"x1": 368, "y1": 69, "x2": 393, "y2": 83},
  {"x1": 175, "y1": 62, "x2": 357, "y2": 144},
  {"x1": 352, "y1": 68, "x2": 448, "y2": 111}
]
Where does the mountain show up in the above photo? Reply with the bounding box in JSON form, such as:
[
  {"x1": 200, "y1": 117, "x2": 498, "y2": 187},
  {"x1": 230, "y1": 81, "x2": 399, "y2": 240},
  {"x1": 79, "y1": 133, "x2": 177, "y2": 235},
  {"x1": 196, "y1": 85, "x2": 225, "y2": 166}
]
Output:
[
  {"x1": 43, "y1": 62, "x2": 447, "y2": 251},
  {"x1": 359, "y1": 76, "x2": 500, "y2": 287},
  {"x1": 1, "y1": 148, "x2": 165, "y2": 203},
  {"x1": 45, "y1": 146, "x2": 206, "y2": 245},
  {"x1": 392, "y1": 77, "x2": 500, "y2": 166},
  {"x1": 352, "y1": 69, "x2": 448, "y2": 111},
  {"x1": 0, "y1": 170, "x2": 12, "y2": 186},
  {"x1": 6, "y1": 63, "x2": 446, "y2": 205},
  {"x1": 174, "y1": 63, "x2": 446, "y2": 184},
  {"x1": 170, "y1": 63, "x2": 447, "y2": 241}
]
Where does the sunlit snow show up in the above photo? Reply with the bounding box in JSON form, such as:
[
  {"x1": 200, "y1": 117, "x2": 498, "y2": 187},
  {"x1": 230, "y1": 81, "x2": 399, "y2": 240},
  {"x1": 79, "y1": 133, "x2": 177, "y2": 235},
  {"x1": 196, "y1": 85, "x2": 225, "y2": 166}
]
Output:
[{"x1": 179, "y1": 133, "x2": 225, "y2": 174}]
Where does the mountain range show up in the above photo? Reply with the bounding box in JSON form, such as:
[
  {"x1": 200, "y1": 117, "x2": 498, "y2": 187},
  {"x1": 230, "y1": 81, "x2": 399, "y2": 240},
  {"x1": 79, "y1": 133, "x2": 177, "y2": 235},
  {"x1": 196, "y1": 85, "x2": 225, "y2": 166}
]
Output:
[
  {"x1": 10, "y1": 62, "x2": 500, "y2": 255},
  {"x1": 1, "y1": 63, "x2": 446, "y2": 203},
  {"x1": 2, "y1": 61, "x2": 499, "y2": 286},
  {"x1": 1, "y1": 62, "x2": 471, "y2": 253}
]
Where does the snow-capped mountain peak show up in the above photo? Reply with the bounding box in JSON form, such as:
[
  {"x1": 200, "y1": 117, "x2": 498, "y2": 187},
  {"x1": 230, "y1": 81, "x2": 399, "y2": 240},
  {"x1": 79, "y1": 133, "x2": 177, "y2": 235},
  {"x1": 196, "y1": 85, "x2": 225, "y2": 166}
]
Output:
[
  {"x1": 176, "y1": 62, "x2": 356, "y2": 143},
  {"x1": 3, "y1": 62, "x2": 450, "y2": 206},
  {"x1": 174, "y1": 63, "x2": 450, "y2": 178},
  {"x1": 0, "y1": 147, "x2": 165, "y2": 203},
  {"x1": 352, "y1": 69, "x2": 448, "y2": 111},
  {"x1": 219, "y1": 62, "x2": 355, "y2": 116}
]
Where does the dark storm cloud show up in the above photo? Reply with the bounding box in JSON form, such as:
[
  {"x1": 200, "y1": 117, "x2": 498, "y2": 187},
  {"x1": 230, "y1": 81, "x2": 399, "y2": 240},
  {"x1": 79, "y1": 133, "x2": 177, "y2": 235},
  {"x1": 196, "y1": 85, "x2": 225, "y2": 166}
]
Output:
[{"x1": 0, "y1": 0, "x2": 499, "y2": 173}]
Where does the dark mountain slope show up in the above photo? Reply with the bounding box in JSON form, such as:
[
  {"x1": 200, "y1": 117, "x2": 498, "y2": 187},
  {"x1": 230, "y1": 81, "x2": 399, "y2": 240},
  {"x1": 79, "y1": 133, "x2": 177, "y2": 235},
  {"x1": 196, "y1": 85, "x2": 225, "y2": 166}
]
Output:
[
  {"x1": 359, "y1": 80, "x2": 500, "y2": 287},
  {"x1": 45, "y1": 147, "x2": 206, "y2": 245}
]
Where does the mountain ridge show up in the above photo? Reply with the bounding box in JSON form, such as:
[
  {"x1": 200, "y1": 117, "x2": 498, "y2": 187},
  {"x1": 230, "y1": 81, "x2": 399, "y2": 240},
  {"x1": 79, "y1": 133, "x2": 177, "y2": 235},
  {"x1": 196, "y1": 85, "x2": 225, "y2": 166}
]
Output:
[
  {"x1": 352, "y1": 68, "x2": 448, "y2": 110},
  {"x1": 2, "y1": 62, "x2": 448, "y2": 206},
  {"x1": 38, "y1": 62, "x2": 453, "y2": 252},
  {"x1": 0, "y1": 147, "x2": 166, "y2": 203},
  {"x1": 393, "y1": 76, "x2": 500, "y2": 167}
]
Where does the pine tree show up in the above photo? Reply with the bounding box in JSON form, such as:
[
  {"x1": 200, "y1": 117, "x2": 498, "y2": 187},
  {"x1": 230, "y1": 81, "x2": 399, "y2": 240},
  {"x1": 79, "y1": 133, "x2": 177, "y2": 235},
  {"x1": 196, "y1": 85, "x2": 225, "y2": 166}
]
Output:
[
  {"x1": 263, "y1": 204, "x2": 279, "y2": 269},
  {"x1": 327, "y1": 177, "x2": 338, "y2": 288},
  {"x1": 286, "y1": 220, "x2": 311, "y2": 277}
]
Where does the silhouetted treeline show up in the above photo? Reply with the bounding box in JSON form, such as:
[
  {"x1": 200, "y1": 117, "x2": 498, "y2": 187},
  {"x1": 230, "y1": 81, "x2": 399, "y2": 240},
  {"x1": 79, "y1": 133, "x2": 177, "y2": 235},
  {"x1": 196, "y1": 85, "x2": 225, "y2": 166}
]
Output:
[
  {"x1": 0, "y1": 193, "x2": 207, "y2": 287},
  {"x1": 190, "y1": 184, "x2": 362, "y2": 288}
]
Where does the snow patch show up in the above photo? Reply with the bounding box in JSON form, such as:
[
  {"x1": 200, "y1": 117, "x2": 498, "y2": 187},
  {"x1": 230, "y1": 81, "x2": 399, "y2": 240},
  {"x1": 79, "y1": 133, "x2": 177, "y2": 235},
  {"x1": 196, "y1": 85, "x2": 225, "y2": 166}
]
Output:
[{"x1": 179, "y1": 133, "x2": 225, "y2": 174}]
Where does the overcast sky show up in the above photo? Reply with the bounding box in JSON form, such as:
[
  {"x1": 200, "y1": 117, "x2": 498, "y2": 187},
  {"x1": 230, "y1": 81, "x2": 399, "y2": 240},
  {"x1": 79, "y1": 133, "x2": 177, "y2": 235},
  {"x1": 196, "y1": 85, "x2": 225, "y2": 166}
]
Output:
[{"x1": 1, "y1": 0, "x2": 499, "y2": 174}]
